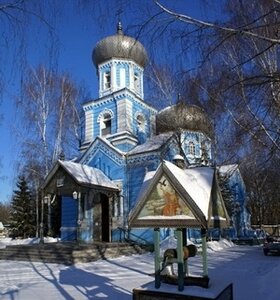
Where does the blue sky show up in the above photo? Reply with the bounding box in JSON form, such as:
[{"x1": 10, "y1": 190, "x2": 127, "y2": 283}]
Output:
[
  {"x1": 0, "y1": 1, "x2": 220, "y2": 203},
  {"x1": 1, "y1": 2, "x2": 99, "y2": 202}
]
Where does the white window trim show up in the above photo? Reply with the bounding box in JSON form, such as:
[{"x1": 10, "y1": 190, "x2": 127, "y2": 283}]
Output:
[{"x1": 97, "y1": 109, "x2": 114, "y2": 136}]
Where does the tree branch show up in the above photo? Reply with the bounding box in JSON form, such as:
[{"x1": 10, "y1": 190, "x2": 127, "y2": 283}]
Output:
[{"x1": 155, "y1": 1, "x2": 280, "y2": 44}]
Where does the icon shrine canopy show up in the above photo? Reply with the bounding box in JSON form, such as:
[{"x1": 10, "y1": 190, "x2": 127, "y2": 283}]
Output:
[{"x1": 129, "y1": 160, "x2": 230, "y2": 229}]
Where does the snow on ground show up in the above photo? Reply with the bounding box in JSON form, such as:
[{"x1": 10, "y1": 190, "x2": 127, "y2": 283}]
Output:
[
  {"x1": 0, "y1": 237, "x2": 279, "y2": 299},
  {"x1": 0, "y1": 237, "x2": 59, "y2": 248}
]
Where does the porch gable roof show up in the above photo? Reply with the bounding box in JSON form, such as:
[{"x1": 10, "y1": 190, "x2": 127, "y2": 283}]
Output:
[{"x1": 42, "y1": 160, "x2": 119, "y2": 192}]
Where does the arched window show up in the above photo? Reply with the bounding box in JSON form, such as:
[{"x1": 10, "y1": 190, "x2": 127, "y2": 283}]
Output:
[
  {"x1": 134, "y1": 72, "x2": 140, "y2": 93},
  {"x1": 187, "y1": 141, "x2": 195, "y2": 155},
  {"x1": 100, "y1": 112, "x2": 112, "y2": 136},
  {"x1": 136, "y1": 114, "x2": 145, "y2": 131},
  {"x1": 119, "y1": 68, "x2": 126, "y2": 88},
  {"x1": 104, "y1": 71, "x2": 111, "y2": 89}
]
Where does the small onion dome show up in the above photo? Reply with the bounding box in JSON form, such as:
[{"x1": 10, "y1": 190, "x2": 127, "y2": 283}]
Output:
[
  {"x1": 156, "y1": 103, "x2": 213, "y2": 138},
  {"x1": 172, "y1": 154, "x2": 186, "y2": 169},
  {"x1": 173, "y1": 154, "x2": 184, "y2": 161},
  {"x1": 93, "y1": 22, "x2": 148, "y2": 68}
]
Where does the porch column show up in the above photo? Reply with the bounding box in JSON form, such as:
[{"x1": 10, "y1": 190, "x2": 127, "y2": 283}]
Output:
[
  {"x1": 176, "y1": 228, "x2": 184, "y2": 291},
  {"x1": 73, "y1": 191, "x2": 82, "y2": 242}
]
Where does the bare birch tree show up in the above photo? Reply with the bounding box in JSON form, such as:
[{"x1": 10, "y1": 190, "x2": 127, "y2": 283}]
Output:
[
  {"x1": 17, "y1": 65, "x2": 82, "y2": 180},
  {"x1": 152, "y1": 0, "x2": 280, "y2": 159},
  {"x1": 0, "y1": 1, "x2": 62, "y2": 189}
]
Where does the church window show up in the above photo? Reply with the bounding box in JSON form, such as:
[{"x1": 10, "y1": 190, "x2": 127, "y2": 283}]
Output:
[
  {"x1": 101, "y1": 112, "x2": 112, "y2": 136},
  {"x1": 104, "y1": 71, "x2": 111, "y2": 89},
  {"x1": 119, "y1": 68, "x2": 126, "y2": 88},
  {"x1": 201, "y1": 140, "x2": 209, "y2": 165},
  {"x1": 188, "y1": 141, "x2": 195, "y2": 155},
  {"x1": 56, "y1": 176, "x2": 65, "y2": 187},
  {"x1": 136, "y1": 114, "x2": 145, "y2": 131},
  {"x1": 134, "y1": 72, "x2": 140, "y2": 92}
]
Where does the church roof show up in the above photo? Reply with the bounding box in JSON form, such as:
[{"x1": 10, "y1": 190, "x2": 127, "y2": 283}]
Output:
[
  {"x1": 93, "y1": 22, "x2": 148, "y2": 68},
  {"x1": 42, "y1": 160, "x2": 119, "y2": 191},
  {"x1": 156, "y1": 103, "x2": 213, "y2": 138},
  {"x1": 128, "y1": 133, "x2": 173, "y2": 155},
  {"x1": 59, "y1": 160, "x2": 119, "y2": 190},
  {"x1": 129, "y1": 160, "x2": 230, "y2": 228}
]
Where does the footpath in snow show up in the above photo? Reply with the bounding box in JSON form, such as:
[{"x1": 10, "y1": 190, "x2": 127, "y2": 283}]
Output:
[{"x1": 0, "y1": 237, "x2": 279, "y2": 299}]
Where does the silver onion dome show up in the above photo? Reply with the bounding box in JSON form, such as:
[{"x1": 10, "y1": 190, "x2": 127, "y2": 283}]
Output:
[
  {"x1": 156, "y1": 103, "x2": 213, "y2": 138},
  {"x1": 93, "y1": 22, "x2": 148, "y2": 68}
]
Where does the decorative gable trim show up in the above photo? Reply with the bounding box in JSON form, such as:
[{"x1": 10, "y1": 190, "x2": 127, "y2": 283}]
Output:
[
  {"x1": 127, "y1": 152, "x2": 161, "y2": 166},
  {"x1": 83, "y1": 88, "x2": 157, "y2": 114},
  {"x1": 79, "y1": 137, "x2": 125, "y2": 166}
]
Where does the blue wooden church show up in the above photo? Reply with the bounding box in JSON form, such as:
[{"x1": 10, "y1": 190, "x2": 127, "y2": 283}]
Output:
[{"x1": 42, "y1": 23, "x2": 251, "y2": 243}]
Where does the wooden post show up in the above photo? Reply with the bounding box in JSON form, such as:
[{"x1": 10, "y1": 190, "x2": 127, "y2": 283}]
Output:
[
  {"x1": 201, "y1": 228, "x2": 208, "y2": 277},
  {"x1": 47, "y1": 197, "x2": 52, "y2": 236},
  {"x1": 184, "y1": 228, "x2": 188, "y2": 276},
  {"x1": 154, "y1": 228, "x2": 161, "y2": 289},
  {"x1": 176, "y1": 228, "x2": 184, "y2": 291},
  {"x1": 184, "y1": 259, "x2": 189, "y2": 276},
  {"x1": 77, "y1": 192, "x2": 82, "y2": 243},
  {"x1": 39, "y1": 194, "x2": 44, "y2": 244}
]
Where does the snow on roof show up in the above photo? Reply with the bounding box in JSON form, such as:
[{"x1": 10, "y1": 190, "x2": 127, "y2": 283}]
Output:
[
  {"x1": 139, "y1": 170, "x2": 156, "y2": 191},
  {"x1": 128, "y1": 133, "x2": 173, "y2": 155},
  {"x1": 158, "y1": 105, "x2": 172, "y2": 113},
  {"x1": 129, "y1": 160, "x2": 219, "y2": 228},
  {"x1": 173, "y1": 154, "x2": 184, "y2": 160},
  {"x1": 59, "y1": 160, "x2": 119, "y2": 190},
  {"x1": 163, "y1": 161, "x2": 214, "y2": 219},
  {"x1": 218, "y1": 164, "x2": 238, "y2": 176},
  {"x1": 97, "y1": 136, "x2": 126, "y2": 155}
]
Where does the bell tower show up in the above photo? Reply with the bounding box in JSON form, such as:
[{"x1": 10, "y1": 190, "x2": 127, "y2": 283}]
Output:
[
  {"x1": 94, "y1": 22, "x2": 146, "y2": 99},
  {"x1": 81, "y1": 23, "x2": 157, "y2": 152}
]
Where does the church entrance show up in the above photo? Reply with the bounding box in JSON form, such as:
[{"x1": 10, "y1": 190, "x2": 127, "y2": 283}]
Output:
[
  {"x1": 101, "y1": 193, "x2": 110, "y2": 242},
  {"x1": 92, "y1": 193, "x2": 110, "y2": 242}
]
